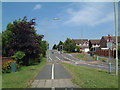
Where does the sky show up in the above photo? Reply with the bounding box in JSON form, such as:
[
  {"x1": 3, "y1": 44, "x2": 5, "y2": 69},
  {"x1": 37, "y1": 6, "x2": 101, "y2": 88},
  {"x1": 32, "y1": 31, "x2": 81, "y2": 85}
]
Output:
[{"x1": 2, "y1": 2, "x2": 117, "y2": 49}]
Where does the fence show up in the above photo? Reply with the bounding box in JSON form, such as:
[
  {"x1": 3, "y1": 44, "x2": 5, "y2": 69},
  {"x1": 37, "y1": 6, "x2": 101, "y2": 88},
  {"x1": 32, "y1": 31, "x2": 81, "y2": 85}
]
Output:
[{"x1": 94, "y1": 50, "x2": 115, "y2": 58}]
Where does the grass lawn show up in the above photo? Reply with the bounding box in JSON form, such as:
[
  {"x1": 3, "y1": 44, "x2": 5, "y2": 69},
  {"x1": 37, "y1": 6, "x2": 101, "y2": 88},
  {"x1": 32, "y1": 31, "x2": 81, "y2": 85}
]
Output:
[
  {"x1": 74, "y1": 54, "x2": 87, "y2": 60},
  {"x1": 61, "y1": 63, "x2": 118, "y2": 88},
  {"x1": 2, "y1": 58, "x2": 47, "y2": 88},
  {"x1": 74, "y1": 54, "x2": 112, "y2": 63}
]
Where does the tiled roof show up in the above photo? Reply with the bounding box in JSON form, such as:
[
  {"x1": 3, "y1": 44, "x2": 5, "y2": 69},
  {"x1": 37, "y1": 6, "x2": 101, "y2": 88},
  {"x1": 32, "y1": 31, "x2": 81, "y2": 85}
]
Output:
[
  {"x1": 73, "y1": 39, "x2": 89, "y2": 44},
  {"x1": 89, "y1": 39, "x2": 100, "y2": 44},
  {"x1": 102, "y1": 36, "x2": 120, "y2": 42}
]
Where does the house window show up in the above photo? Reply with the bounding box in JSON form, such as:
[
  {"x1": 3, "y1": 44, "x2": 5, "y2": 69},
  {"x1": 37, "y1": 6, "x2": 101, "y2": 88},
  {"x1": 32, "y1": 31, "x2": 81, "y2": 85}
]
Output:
[{"x1": 77, "y1": 44, "x2": 79, "y2": 45}]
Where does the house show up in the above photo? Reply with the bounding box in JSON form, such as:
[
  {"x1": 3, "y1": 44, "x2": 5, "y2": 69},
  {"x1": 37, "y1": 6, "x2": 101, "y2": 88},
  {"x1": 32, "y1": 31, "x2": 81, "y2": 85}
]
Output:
[
  {"x1": 89, "y1": 39, "x2": 100, "y2": 51},
  {"x1": 73, "y1": 39, "x2": 89, "y2": 52},
  {"x1": 99, "y1": 36, "x2": 120, "y2": 50}
]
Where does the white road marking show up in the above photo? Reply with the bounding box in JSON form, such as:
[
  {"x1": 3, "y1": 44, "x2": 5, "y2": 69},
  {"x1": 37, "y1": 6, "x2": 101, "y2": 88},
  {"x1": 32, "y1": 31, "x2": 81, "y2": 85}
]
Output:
[
  {"x1": 52, "y1": 87, "x2": 55, "y2": 90},
  {"x1": 49, "y1": 57, "x2": 52, "y2": 61},
  {"x1": 61, "y1": 55, "x2": 73, "y2": 61},
  {"x1": 68, "y1": 54, "x2": 79, "y2": 60},
  {"x1": 55, "y1": 56, "x2": 61, "y2": 61},
  {"x1": 52, "y1": 64, "x2": 54, "y2": 79}
]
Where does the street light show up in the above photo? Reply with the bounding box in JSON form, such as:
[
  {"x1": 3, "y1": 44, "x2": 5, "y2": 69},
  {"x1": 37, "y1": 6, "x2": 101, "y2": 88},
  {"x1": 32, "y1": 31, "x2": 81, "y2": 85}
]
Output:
[
  {"x1": 52, "y1": 18, "x2": 60, "y2": 20},
  {"x1": 45, "y1": 18, "x2": 60, "y2": 62},
  {"x1": 114, "y1": 0, "x2": 118, "y2": 75}
]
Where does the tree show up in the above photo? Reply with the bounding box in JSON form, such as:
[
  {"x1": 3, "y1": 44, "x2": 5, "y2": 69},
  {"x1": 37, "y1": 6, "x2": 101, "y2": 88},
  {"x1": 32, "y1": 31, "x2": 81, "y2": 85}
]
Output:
[
  {"x1": 0, "y1": 33, "x2": 1, "y2": 56},
  {"x1": 57, "y1": 41, "x2": 64, "y2": 51},
  {"x1": 39, "y1": 40, "x2": 48, "y2": 57},
  {"x1": 52, "y1": 44, "x2": 57, "y2": 49},
  {"x1": 2, "y1": 16, "x2": 44, "y2": 65},
  {"x1": 76, "y1": 46, "x2": 80, "y2": 52},
  {"x1": 63, "y1": 38, "x2": 76, "y2": 52}
]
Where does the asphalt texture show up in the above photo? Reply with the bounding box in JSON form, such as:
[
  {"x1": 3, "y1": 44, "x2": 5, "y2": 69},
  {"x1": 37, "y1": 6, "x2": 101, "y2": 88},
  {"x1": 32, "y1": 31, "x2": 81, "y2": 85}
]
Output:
[
  {"x1": 49, "y1": 50, "x2": 116, "y2": 72},
  {"x1": 31, "y1": 50, "x2": 118, "y2": 88},
  {"x1": 54, "y1": 64, "x2": 71, "y2": 79},
  {"x1": 35, "y1": 64, "x2": 52, "y2": 79},
  {"x1": 35, "y1": 64, "x2": 71, "y2": 80}
]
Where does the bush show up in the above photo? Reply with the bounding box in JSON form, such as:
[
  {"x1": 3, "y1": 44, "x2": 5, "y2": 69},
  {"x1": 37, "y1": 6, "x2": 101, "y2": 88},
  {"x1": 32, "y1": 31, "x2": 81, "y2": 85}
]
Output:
[
  {"x1": 2, "y1": 60, "x2": 20, "y2": 73},
  {"x1": 76, "y1": 46, "x2": 80, "y2": 52},
  {"x1": 11, "y1": 51, "x2": 25, "y2": 64}
]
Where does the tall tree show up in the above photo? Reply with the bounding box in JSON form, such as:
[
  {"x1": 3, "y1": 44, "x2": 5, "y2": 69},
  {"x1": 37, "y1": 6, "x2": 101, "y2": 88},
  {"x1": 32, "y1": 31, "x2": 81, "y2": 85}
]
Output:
[
  {"x1": 2, "y1": 17, "x2": 44, "y2": 65},
  {"x1": 57, "y1": 41, "x2": 64, "y2": 51},
  {"x1": 63, "y1": 38, "x2": 76, "y2": 52},
  {"x1": 52, "y1": 44, "x2": 57, "y2": 49}
]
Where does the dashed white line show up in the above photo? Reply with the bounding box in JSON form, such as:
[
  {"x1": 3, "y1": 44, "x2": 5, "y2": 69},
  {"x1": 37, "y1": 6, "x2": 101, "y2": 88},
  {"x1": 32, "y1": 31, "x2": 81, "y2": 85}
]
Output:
[
  {"x1": 55, "y1": 56, "x2": 61, "y2": 61},
  {"x1": 49, "y1": 57, "x2": 52, "y2": 61},
  {"x1": 61, "y1": 55, "x2": 73, "y2": 61},
  {"x1": 68, "y1": 54, "x2": 79, "y2": 60},
  {"x1": 51, "y1": 64, "x2": 54, "y2": 79}
]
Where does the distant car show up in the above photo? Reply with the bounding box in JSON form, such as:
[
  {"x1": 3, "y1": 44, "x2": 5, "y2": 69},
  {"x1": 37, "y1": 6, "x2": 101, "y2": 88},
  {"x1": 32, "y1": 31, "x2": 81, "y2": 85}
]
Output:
[{"x1": 52, "y1": 51, "x2": 54, "y2": 54}]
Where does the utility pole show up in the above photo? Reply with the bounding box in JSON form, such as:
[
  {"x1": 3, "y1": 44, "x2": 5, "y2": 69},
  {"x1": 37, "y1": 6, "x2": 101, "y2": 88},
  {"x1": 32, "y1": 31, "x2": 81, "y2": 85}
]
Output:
[{"x1": 114, "y1": 0, "x2": 118, "y2": 75}]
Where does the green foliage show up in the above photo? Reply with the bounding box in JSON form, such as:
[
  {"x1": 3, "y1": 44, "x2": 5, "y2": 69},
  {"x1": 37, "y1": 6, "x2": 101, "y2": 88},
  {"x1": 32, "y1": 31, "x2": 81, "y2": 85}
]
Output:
[
  {"x1": 0, "y1": 33, "x2": 2, "y2": 55},
  {"x1": 12, "y1": 51, "x2": 25, "y2": 60},
  {"x1": 76, "y1": 46, "x2": 80, "y2": 52},
  {"x1": 2, "y1": 58, "x2": 47, "y2": 88},
  {"x1": 57, "y1": 41, "x2": 64, "y2": 51},
  {"x1": 2, "y1": 23, "x2": 14, "y2": 56},
  {"x1": 63, "y1": 38, "x2": 76, "y2": 52},
  {"x1": 62, "y1": 63, "x2": 118, "y2": 88},
  {"x1": 118, "y1": 47, "x2": 120, "y2": 51},
  {"x1": 2, "y1": 60, "x2": 20, "y2": 73},
  {"x1": 39, "y1": 40, "x2": 48, "y2": 57},
  {"x1": 2, "y1": 17, "x2": 47, "y2": 66},
  {"x1": 52, "y1": 44, "x2": 57, "y2": 49}
]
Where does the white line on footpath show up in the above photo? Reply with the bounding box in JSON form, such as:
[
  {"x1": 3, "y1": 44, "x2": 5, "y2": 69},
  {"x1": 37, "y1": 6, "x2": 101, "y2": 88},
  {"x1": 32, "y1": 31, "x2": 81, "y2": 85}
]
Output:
[
  {"x1": 51, "y1": 64, "x2": 54, "y2": 79},
  {"x1": 55, "y1": 56, "x2": 61, "y2": 61},
  {"x1": 49, "y1": 57, "x2": 52, "y2": 61}
]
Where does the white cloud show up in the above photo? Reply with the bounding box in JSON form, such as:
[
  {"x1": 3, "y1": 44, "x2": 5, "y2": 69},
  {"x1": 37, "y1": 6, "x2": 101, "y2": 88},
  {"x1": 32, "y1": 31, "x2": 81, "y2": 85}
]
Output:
[
  {"x1": 33, "y1": 4, "x2": 42, "y2": 10},
  {"x1": 63, "y1": 3, "x2": 114, "y2": 26}
]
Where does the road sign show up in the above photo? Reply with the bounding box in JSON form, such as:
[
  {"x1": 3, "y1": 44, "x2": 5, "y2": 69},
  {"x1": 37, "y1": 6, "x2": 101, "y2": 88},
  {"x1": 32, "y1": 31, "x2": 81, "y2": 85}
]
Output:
[
  {"x1": 107, "y1": 42, "x2": 112, "y2": 49},
  {"x1": 107, "y1": 34, "x2": 113, "y2": 49}
]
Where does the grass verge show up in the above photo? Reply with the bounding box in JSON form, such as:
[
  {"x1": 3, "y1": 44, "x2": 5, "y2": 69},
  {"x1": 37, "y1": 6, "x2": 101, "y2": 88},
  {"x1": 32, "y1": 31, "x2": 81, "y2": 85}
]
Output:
[
  {"x1": 74, "y1": 54, "x2": 88, "y2": 60},
  {"x1": 61, "y1": 63, "x2": 118, "y2": 88},
  {"x1": 2, "y1": 58, "x2": 47, "y2": 88}
]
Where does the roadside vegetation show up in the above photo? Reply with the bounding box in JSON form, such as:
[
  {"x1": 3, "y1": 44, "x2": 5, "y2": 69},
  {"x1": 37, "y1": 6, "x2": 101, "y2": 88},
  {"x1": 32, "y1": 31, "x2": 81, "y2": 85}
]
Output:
[
  {"x1": 2, "y1": 17, "x2": 48, "y2": 87},
  {"x1": 74, "y1": 53, "x2": 109, "y2": 62},
  {"x1": 52, "y1": 38, "x2": 80, "y2": 53},
  {"x1": 62, "y1": 63, "x2": 118, "y2": 88},
  {"x1": 2, "y1": 58, "x2": 47, "y2": 88}
]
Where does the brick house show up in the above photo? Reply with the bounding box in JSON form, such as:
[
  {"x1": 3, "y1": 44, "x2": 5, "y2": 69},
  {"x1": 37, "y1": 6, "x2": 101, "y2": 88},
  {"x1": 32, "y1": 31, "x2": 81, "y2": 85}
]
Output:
[
  {"x1": 99, "y1": 36, "x2": 120, "y2": 50},
  {"x1": 73, "y1": 39, "x2": 89, "y2": 52}
]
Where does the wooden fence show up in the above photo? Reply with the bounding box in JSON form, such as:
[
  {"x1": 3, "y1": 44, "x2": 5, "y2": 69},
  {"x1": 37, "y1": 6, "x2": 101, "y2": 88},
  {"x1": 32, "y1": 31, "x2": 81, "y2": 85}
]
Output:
[{"x1": 94, "y1": 50, "x2": 115, "y2": 58}]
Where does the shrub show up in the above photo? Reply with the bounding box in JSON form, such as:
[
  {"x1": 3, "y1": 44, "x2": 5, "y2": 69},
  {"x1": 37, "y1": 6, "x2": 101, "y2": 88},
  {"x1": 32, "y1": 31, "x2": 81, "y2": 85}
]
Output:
[
  {"x1": 12, "y1": 51, "x2": 25, "y2": 60},
  {"x1": 11, "y1": 51, "x2": 25, "y2": 64},
  {"x1": 2, "y1": 60, "x2": 20, "y2": 73}
]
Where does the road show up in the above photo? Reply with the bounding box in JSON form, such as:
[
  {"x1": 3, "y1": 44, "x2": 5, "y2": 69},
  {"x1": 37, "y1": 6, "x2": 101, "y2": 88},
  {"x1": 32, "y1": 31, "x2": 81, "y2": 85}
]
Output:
[
  {"x1": 30, "y1": 50, "x2": 117, "y2": 89},
  {"x1": 48, "y1": 50, "x2": 116, "y2": 72}
]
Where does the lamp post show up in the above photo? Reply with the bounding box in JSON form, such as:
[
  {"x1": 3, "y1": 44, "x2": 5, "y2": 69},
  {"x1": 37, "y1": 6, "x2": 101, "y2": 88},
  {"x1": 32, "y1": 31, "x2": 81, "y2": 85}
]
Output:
[
  {"x1": 45, "y1": 18, "x2": 60, "y2": 62},
  {"x1": 114, "y1": 0, "x2": 118, "y2": 75}
]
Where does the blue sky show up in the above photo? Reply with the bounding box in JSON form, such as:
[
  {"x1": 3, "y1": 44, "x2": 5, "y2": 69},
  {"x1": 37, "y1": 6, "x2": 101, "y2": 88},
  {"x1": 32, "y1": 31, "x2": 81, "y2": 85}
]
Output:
[{"x1": 2, "y1": 2, "x2": 116, "y2": 49}]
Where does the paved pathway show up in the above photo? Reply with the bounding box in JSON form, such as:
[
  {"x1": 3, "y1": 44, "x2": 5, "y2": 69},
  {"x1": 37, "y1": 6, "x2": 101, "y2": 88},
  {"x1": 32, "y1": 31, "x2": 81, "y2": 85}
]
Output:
[
  {"x1": 31, "y1": 79, "x2": 75, "y2": 88},
  {"x1": 30, "y1": 61, "x2": 77, "y2": 88}
]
